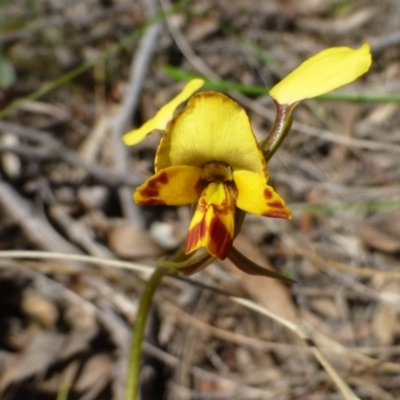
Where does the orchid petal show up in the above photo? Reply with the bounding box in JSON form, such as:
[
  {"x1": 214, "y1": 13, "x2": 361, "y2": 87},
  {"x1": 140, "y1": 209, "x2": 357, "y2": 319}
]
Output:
[
  {"x1": 233, "y1": 170, "x2": 291, "y2": 219},
  {"x1": 269, "y1": 43, "x2": 371, "y2": 105},
  {"x1": 134, "y1": 165, "x2": 204, "y2": 206},
  {"x1": 186, "y1": 182, "x2": 235, "y2": 259},
  {"x1": 123, "y1": 79, "x2": 204, "y2": 146},
  {"x1": 156, "y1": 92, "x2": 267, "y2": 178}
]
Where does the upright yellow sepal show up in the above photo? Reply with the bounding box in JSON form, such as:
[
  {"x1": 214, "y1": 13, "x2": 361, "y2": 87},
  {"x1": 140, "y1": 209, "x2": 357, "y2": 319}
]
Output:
[
  {"x1": 269, "y1": 43, "x2": 372, "y2": 105},
  {"x1": 123, "y1": 78, "x2": 204, "y2": 146}
]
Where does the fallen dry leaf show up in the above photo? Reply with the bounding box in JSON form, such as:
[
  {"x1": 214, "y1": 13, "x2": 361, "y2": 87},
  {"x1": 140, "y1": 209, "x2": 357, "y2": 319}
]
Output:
[
  {"x1": 361, "y1": 225, "x2": 400, "y2": 254},
  {"x1": 222, "y1": 234, "x2": 298, "y2": 323},
  {"x1": 108, "y1": 223, "x2": 164, "y2": 258}
]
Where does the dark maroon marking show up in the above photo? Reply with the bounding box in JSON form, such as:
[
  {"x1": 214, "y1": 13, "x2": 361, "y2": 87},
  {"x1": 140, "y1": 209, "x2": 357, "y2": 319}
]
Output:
[
  {"x1": 262, "y1": 210, "x2": 290, "y2": 219},
  {"x1": 208, "y1": 208, "x2": 233, "y2": 260},
  {"x1": 139, "y1": 171, "x2": 169, "y2": 199},
  {"x1": 195, "y1": 178, "x2": 207, "y2": 195},
  {"x1": 267, "y1": 200, "x2": 284, "y2": 209},
  {"x1": 140, "y1": 187, "x2": 159, "y2": 198},
  {"x1": 186, "y1": 205, "x2": 234, "y2": 260},
  {"x1": 263, "y1": 188, "x2": 273, "y2": 200},
  {"x1": 229, "y1": 183, "x2": 238, "y2": 198},
  {"x1": 185, "y1": 219, "x2": 206, "y2": 254},
  {"x1": 158, "y1": 171, "x2": 169, "y2": 184}
]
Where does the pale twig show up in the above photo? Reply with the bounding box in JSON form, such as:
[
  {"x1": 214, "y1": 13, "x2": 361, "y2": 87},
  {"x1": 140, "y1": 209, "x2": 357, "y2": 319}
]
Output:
[
  {"x1": 0, "y1": 121, "x2": 141, "y2": 187},
  {"x1": 176, "y1": 282, "x2": 210, "y2": 400},
  {"x1": 0, "y1": 251, "x2": 152, "y2": 275},
  {"x1": 49, "y1": 206, "x2": 114, "y2": 258},
  {"x1": 111, "y1": 0, "x2": 161, "y2": 224},
  {"x1": 291, "y1": 238, "x2": 400, "y2": 310},
  {"x1": 292, "y1": 120, "x2": 400, "y2": 154},
  {"x1": 0, "y1": 4, "x2": 141, "y2": 46},
  {"x1": 0, "y1": 182, "x2": 81, "y2": 253},
  {"x1": 371, "y1": 31, "x2": 400, "y2": 54},
  {"x1": 159, "y1": 0, "x2": 269, "y2": 116}
]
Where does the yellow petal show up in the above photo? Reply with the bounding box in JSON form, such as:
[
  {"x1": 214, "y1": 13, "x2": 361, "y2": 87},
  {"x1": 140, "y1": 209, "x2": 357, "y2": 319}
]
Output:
[
  {"x1": 134, "y1": 165, "x2": 204, "y2": 206},
  {"x1": 186, "y1": 182, "x2": 235, "y2": 259},
  {"x1": 233, "y1": 170, "x2": 291, "y2": 219},
  {"x1": 123, "y1": 79, "x2": 204, "y2": 146},
  {"x1": 269, "y1": 43, "x2": 372, "y2": 105},
  {"x1": 156, "y1": 92, "x2": 267, "y2": 178}
]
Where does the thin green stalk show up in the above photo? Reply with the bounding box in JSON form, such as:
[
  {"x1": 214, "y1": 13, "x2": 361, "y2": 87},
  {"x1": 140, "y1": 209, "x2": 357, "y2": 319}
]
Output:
[
  {"x1": 56, "y1": 374, "x2": 70, "y2": 400},
  {"x1": 260, "y1": 101, "x2": 294, "y2": 161},
  {"x1": 125, "y1": 266, "x2": 171, "y2": 400}
]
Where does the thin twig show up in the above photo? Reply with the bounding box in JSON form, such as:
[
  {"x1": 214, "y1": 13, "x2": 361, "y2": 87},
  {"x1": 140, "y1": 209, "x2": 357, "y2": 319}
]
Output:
[
  {"x1": 0, "y1": 251, "x2": 152, "y2": 274},
  {"x1": 0, "y1": 182, "x2": 81, "y2": 253},
  {"x1": 111, "y1": 0, "x2": 161, "y2": 224},
  {"x1": 0, "y1": 121, "x2": 141, "y2": 187}
]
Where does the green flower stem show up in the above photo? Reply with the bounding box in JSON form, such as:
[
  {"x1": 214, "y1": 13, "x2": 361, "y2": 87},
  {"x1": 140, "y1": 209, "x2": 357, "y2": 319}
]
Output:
[
  {"x1": 125, "y1": 266, "x2": 171, "y2": 400},
  {"x1": 260, "y1": 101, "x2": 294, "y2": 162}
]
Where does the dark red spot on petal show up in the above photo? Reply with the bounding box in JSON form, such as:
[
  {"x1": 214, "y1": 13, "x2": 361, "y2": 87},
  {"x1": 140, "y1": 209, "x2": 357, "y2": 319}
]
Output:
[
  {"x1": 262, "y1": 211, "x2": 288, "y2": 218},
  {"x1": 267, "y1": 200, "x2": 284, "y2": 209},
  {"x1": 186, "y1": 204, "x2": 234, "y2": 260},
  {"x1": 229, "y1": 183, "x2": 238, "y2": 199},
  {"x1": 262, "y1": 204, "x2": 291, "y2": 218},
  {"x1": 139, "y1": 171, "x2": 169, "y2": 199},
  {"x1": 195, "y1": 178, "x2": 207, "y2": 195},
  {"x1": 158, "y1": 171, "x2": 169, "y2": 184},
  {"x1": 140, "y1": 187, "x2": 159, "y2": 198},
  {"x1": 208, "y1": 211, "x2": 233, "y2": 259},
  {"x1": 185, "y1": 219, "x2": 206, "y2": 255},
  {"x1": 263, "y1": 188, "x2": 273, "y2": 200}
]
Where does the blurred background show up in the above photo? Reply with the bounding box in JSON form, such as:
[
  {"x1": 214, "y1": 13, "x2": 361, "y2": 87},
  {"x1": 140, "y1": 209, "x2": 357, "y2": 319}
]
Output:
[{"x1": 1, "y1": 0, "x2": 400, "y2": 399}]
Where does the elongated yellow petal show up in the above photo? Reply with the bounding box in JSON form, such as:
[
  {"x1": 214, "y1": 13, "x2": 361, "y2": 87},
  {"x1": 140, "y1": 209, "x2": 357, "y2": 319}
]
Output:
[
  {"x1": 134, "y1": 165, "x2": 204, "y2": 206},
  {"x1": 123, "y1": 79, "x2": 204, "y2": 146},
  {"x1": 269, "y1": 43, "x2": 371, "y2": 105},
  {"x1": 233, "y1": 170, "x2": 291, "y2": 219},
  {"x1": 186, "y1": 182, "x2": 235, "y2": 259},
  {"x1": 156, "y1": 92, "x2": 267, "y2": 178}
]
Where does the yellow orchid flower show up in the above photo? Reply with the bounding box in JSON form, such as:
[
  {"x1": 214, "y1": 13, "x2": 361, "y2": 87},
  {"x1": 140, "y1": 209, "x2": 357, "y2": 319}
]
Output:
[
  {"x1": 123, "y1": 43, "x2": 371, "y2": 278},
  {"x1": 129, "y1": 91, "x2": 291, "y2": 260}
]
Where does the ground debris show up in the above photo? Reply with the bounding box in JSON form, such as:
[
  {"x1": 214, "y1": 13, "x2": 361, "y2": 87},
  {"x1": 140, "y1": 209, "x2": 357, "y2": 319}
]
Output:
[{"x1": 1, "y1": 0, "x2": 400, "y2": 398}]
